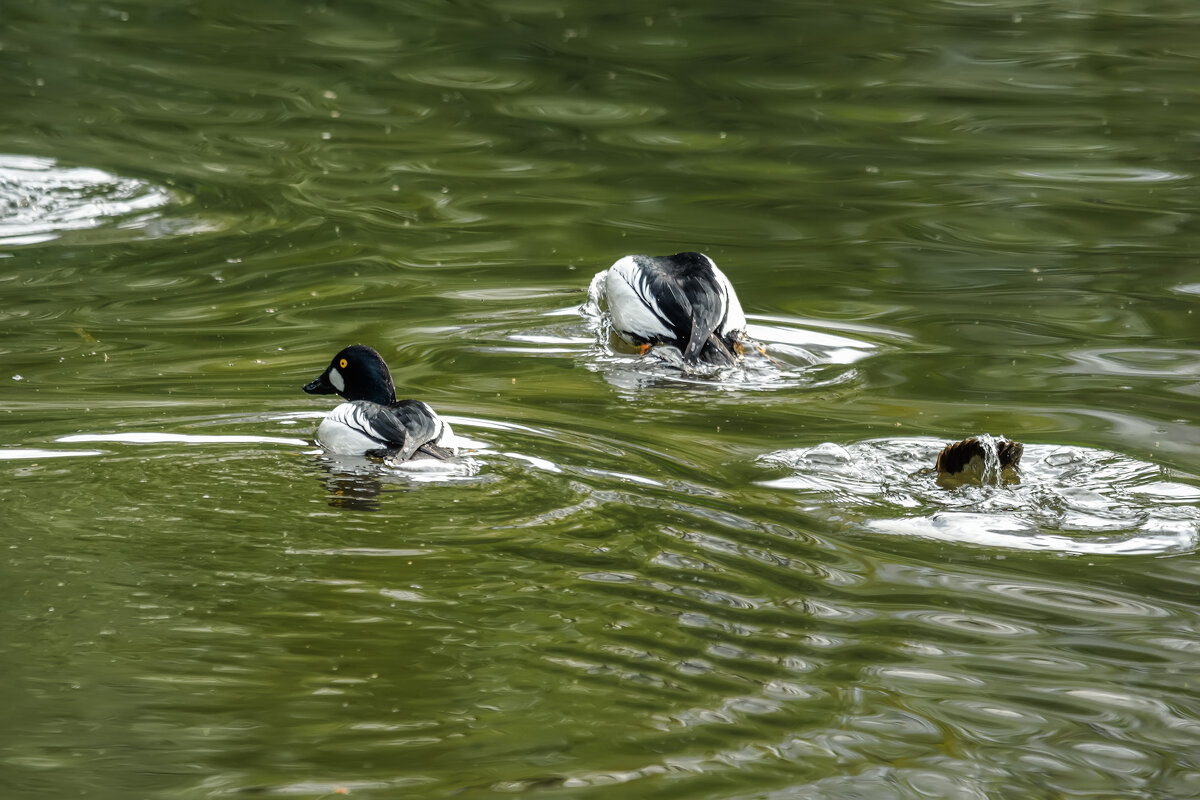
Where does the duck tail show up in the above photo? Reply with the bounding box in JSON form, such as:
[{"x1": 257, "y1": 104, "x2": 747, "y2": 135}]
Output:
[
  {"x1": 936, "y1": 437, "x2": 1023, "y2": 475},
  {"x1": 689, "y1": 332, "x2": 739, "y2": 367}
]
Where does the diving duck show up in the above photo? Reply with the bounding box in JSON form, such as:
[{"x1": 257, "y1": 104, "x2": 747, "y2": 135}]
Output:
[
  {"x1": 936, "y1": 437, "x2": 1023, "y2": 484},
  {"x1": 588, "y1": 251, "x2": 748, "y2": 367}
]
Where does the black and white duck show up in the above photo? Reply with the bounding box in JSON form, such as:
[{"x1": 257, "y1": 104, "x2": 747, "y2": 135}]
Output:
[
  {"x1": 587, "y1": 251, "x2": 748, "y2": 367},
  {"x1": 302, "y1": 344, "x2": 455, "y2": 462}
]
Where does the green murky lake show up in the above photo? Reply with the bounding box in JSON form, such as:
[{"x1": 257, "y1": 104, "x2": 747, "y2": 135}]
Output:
[{"x1": 3, "y1": 1, "x2": 1200, "y2": 798}]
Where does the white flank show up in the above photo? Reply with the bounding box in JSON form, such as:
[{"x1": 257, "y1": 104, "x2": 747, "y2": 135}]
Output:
[
  {"x1": 317, "y1": 403, "x2": 384, "y2": 454},
  {"x1": 419, "y1": 402, "x2": 448, "y2": 445},
  {"x1": 707, "y1": 257, "x2": 746, "y2": 336},
  {"x1": 436, "y1": 419, "x2": 461, "y2": 454},
  {"x1": 422, "y1": 403, "x2": 460, "y2": 453},
  {"x1": 605, "y1": 256, "x2": 674, "y2": 341}
]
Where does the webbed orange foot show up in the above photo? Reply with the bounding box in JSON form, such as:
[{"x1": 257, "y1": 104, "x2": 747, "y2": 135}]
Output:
[{"x1": 754, "y1": 341, "x2": 782, "y2": 367}]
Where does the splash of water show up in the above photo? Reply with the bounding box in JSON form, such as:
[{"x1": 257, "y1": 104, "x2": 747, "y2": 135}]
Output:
[
  {"x1": 0, "y1": 154, "x2": 175, "y2": 246},
  {"x1": 759, "y1": 437, "x2": 1200, "y2": 555}
]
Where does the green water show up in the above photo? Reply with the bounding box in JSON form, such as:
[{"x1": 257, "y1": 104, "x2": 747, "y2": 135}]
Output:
[{"x1": 3, "y1": 1, "x2": 1200, "y2": 798}]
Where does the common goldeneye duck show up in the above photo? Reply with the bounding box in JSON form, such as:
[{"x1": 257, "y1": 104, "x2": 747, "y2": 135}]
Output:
[
  {"x1": 936, "y1": 437, "x2": 1023, "y2": 485},
  {"x1": 588, "y1": 251, "x2": 748, "y2": 367},
  {"x1": 302, "y1": 344, "x2": 455, "y2": 462}
]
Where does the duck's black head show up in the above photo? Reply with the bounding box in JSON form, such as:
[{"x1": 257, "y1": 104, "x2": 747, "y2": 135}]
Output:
[{"x1": 302, "y1": 344, "x2": 396, "y2": 405}]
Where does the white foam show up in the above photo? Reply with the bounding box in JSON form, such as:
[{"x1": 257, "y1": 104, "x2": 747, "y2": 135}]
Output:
[
  {"x1": 0, "y1": 448, "x2": 104, "y2": 460},
  {"x1": 58, "y1": 432, "x2": 308, "y2": 446}
]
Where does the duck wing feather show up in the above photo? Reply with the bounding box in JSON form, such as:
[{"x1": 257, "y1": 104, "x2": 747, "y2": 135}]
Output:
[{"x1": 358, "y1": 400, "x2": 443, "y2": 462}]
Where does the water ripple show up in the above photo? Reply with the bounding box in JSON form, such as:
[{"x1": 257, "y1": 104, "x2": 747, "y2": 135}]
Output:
[
  {"x1": 5, "y1": 0, "x2": 1200, "y2": 797},
  {"x1": 573, "y1": 291, "x2": 890, "y2": 393},
  {"x1": 1014, "y1": 166, "x2": 1190, "y2": 184},
  {"x1": 0, "y1": 154, "x2": 176, "y2": 246},
  {"x1": 1058, "y1": 347, "x2": 1200, "y2": 379},
  {"x1": 494, "y1": 96, "x2": 666, "y2": 127},
  {"x1": 759, "y1": 438, "x2": 1200, "y2": 554},
  {"x1": 399, "y1": 65, "x2": 537, "y2": 93}
]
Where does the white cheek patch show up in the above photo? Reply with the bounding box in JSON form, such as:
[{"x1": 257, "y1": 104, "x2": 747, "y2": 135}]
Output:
[{"x1": 328, "y1": 368, "x2": 345, "y2": 393}]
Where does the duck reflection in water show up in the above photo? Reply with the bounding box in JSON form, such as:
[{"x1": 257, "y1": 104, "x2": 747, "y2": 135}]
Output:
[
  {"x1": 315, "y1": 456, "x2": 387, "y2": 511},
  {"x1": 935, "y1": 436, "x2": 1023, "y2": 487},
  {"x1": 310, "y1": 452, "x2": 483, "y2": 510}
]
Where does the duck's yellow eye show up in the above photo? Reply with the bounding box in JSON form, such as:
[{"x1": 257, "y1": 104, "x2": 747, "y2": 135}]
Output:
[{"x1": 338, "y1": 358, "x2": 348, "y2": 368}]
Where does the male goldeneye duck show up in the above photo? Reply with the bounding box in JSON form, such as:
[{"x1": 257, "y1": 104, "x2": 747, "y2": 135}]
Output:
[
  {"x1": 588, "y1": 251, "x2": 748, "y2": 366},
  {"x1": 302, "y1": 344, "x2": 455, "y2": 462},
  {"x1": 936, "y1": 437, "x2": 1023, "y2": 485}
]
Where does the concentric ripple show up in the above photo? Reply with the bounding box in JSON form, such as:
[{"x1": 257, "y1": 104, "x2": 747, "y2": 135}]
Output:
[
  {"x1": 574, "y1": 291, "x2": 890, "y2": 392},
  {"x1": 758, "y1": 437, "x2": 1200, "y2": 554},
  {"x1": 0, "y1": 154, "x2": 176, "y2": 246}
]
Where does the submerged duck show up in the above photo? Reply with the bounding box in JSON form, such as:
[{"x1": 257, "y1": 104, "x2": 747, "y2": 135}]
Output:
[
  {"x1": 302, "y1": 344, "x2": 455, "y2": 462},
  {"x1": 936, "y1": 437, "x2": 1023, "y2": 484},
  {"x1": 588, "y1": 251, "x2": 748, "y2": 367}
]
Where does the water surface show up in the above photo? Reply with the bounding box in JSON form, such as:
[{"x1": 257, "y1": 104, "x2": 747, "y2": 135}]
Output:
[{"x1": 2, "y1": 1, "x2": 1199, "y2": 798}]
